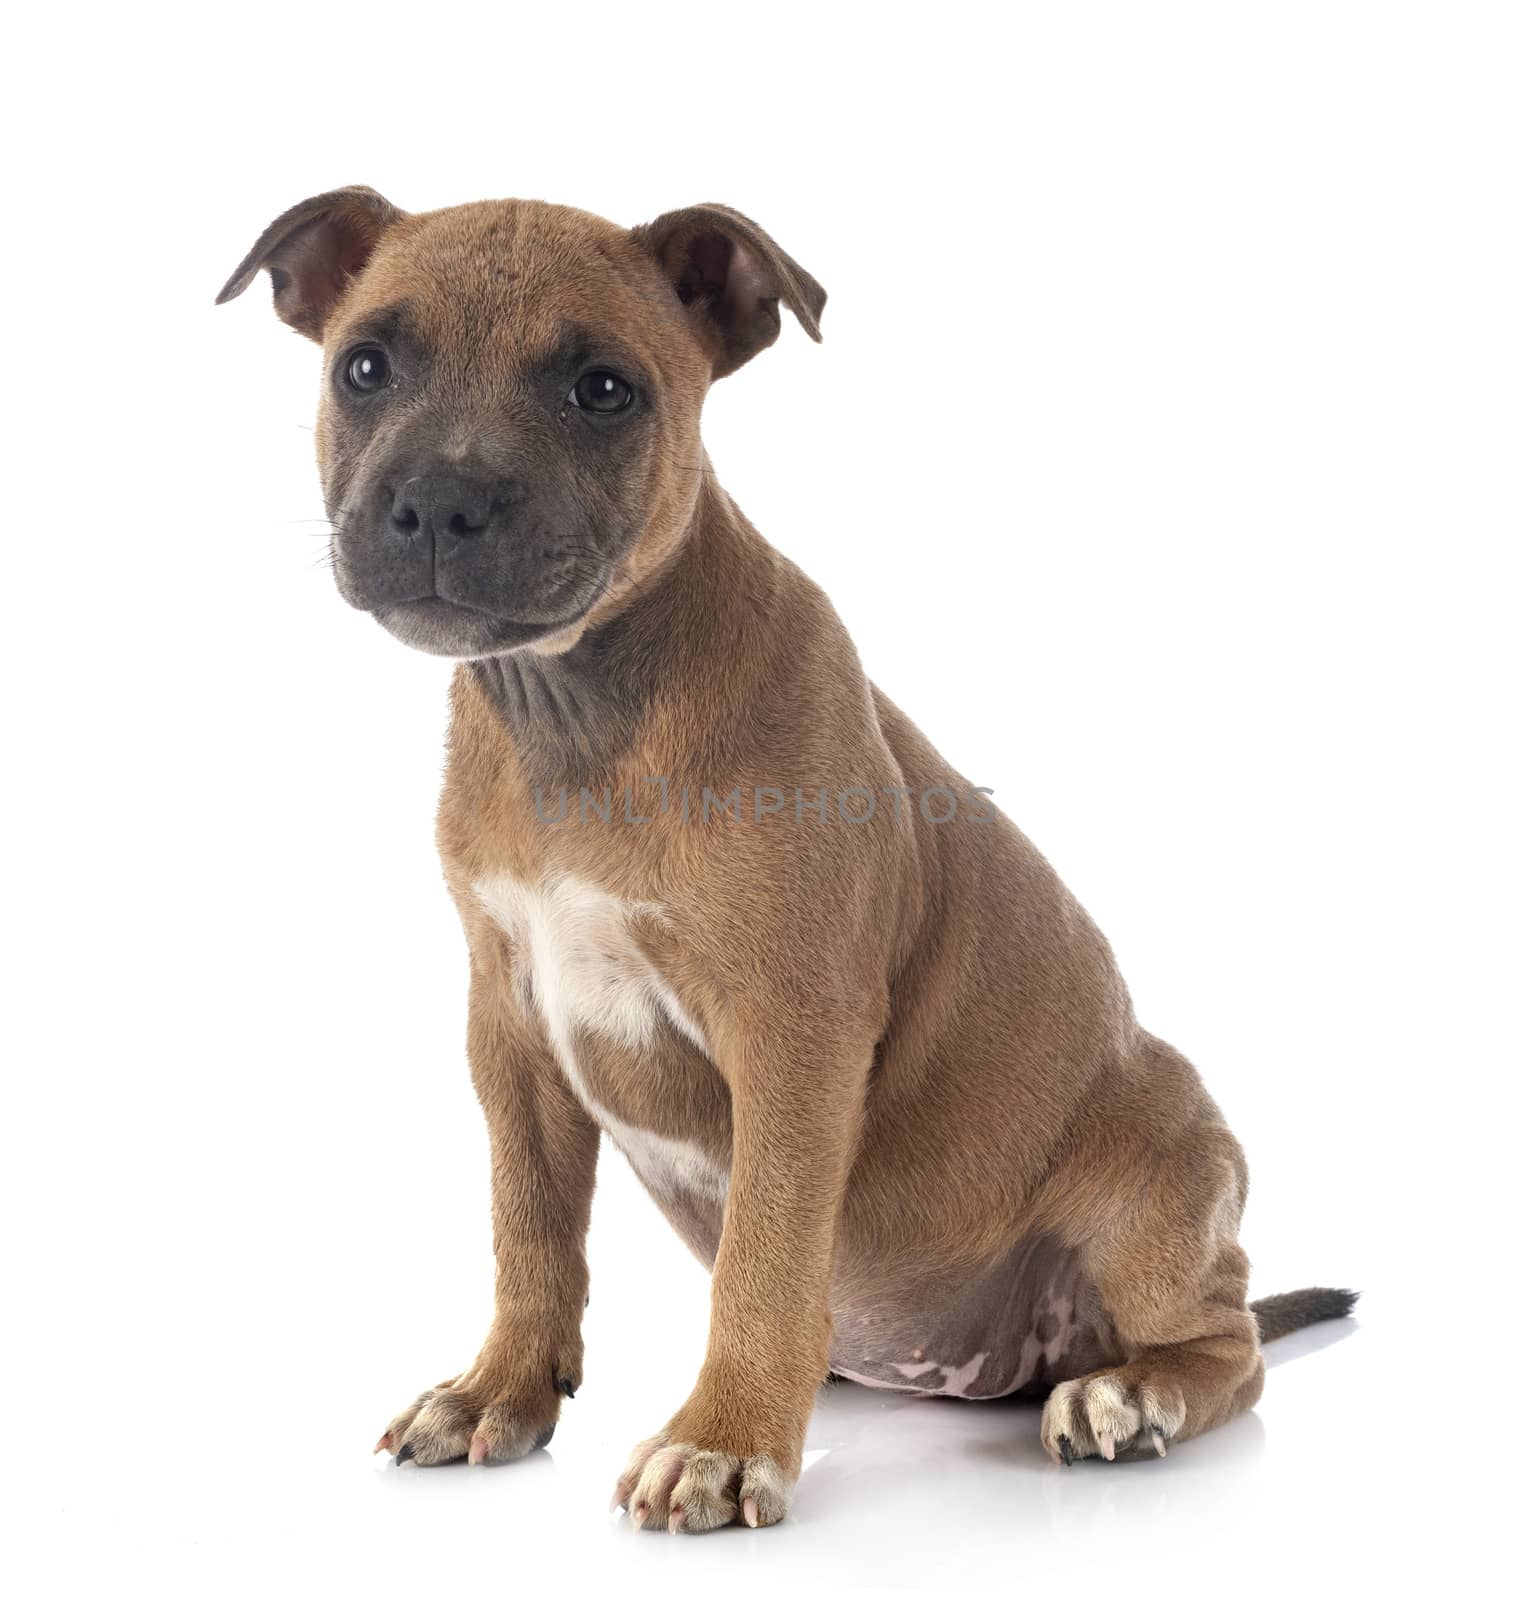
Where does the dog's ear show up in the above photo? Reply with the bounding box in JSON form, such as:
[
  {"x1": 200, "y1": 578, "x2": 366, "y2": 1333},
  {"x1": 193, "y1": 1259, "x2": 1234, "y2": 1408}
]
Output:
[
  {"x1": 215, "y1": 186, "x2": 404, "y2": 342},
  {"x1": 633, "y1": 204, "x2": 825, "y2": 379}
]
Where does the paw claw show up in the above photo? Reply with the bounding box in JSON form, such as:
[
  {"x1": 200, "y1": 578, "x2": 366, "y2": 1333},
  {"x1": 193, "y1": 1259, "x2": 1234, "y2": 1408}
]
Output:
[
  {"x1": 380, "y1": 1370, "x2": 566, "y2": 1468},
  {"x1": 1044, "y1": 1370, "x2": 1183, "y2": 1467},
  {"x1": 623, "y1": 1438, "x2": 791, "y2": 1531},
  {"x1": 374, "y1": 1433, "x2": 393, "y2": 1456},
  {"x1": 557, "y1": 1377, "x2": 577, "y2": 1399}
]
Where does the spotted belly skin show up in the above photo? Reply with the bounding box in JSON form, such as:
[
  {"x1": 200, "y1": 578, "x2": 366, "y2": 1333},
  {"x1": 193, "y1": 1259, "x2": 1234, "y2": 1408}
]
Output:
[
  {"x1": 826, "y1": 1236, "x2": 1112, "y2": 1400},
  {"x1": 641, "y1": 1189, "x2": 1115, "y2": 1403}
]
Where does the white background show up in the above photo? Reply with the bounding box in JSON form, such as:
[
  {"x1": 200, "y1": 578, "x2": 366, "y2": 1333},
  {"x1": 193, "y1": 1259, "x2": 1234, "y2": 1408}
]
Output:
[{"x1": 4, "y1": 3, "x2": 1517, "y2": 1595}]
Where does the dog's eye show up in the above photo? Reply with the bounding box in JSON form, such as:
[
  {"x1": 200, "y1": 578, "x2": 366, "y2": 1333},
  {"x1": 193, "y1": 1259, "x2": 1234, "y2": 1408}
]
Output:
[
  {"x1": 570, "y1": 370, "x2": 634, "y2": 414},
  {"x1": 344, "y1": 346, "x2": 391, "y2": 394}
]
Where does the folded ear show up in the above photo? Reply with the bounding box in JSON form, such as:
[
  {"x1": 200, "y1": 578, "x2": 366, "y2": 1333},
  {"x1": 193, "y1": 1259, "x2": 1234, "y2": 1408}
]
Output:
[
  {"x1": 632, "y1": 204, "x2": 825, "y2": 379},
  {"x1": 215, "y1": 186, "x2": 403, "y2": 341}
]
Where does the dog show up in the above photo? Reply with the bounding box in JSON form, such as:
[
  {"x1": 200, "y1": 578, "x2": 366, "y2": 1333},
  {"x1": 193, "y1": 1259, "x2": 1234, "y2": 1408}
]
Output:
[{"x1": 219, "y1": 188, "x2": 1354, "y2": 1532}]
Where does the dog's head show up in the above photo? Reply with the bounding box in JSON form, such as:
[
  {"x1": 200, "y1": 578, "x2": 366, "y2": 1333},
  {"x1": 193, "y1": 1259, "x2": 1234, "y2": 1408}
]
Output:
[{"x1": 218, "y1": 189, "x2": 824, "y2": 658}]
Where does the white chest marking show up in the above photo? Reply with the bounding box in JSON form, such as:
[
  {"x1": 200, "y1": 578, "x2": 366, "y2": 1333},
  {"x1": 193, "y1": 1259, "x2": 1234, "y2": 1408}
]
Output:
[{"x1": 473, "y1": 872, "x2": 726, "y2": 1204}]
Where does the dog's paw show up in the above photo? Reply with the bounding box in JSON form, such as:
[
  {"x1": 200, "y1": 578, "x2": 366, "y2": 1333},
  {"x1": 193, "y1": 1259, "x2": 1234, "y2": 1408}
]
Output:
[
  {"x1": 1041, "y1": 1370, "x2": 1184, "y2": 1465},
  {"x1": 376, "y1": 1369, "x2": 567, "y2": 1467},
  {"x1": 613, "y1": 1435, "x2": 794, "y2": 1533}
]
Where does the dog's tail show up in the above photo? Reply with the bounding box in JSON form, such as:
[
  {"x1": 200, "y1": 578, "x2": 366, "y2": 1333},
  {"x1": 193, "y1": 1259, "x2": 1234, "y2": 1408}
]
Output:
[{"x1": 1250, "y1": 1286, "x2": 1359, "y2": 1342}]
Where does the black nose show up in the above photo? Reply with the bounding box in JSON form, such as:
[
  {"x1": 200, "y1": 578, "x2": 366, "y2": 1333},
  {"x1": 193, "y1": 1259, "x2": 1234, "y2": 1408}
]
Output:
[{"x1": 390, "y1": 475, "x2": 495, "y2": 541}]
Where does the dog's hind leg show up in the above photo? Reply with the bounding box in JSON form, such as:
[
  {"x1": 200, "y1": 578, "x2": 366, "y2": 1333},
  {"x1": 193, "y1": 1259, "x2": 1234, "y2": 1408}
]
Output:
[{"x1": 1039, "y1": 1116, "x2": 1266, "y2": 1464}]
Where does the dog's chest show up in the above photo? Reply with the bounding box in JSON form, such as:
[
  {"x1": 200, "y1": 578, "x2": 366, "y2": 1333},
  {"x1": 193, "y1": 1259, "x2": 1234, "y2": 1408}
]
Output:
[{"x1": 472, "y1": 872, "x2": 726, "y2": 1204}]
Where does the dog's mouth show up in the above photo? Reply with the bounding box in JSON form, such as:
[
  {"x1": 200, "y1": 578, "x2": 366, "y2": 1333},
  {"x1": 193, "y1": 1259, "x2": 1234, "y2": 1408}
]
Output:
[{"x1": 330, "y1": 531, "x2": 614, "y2": 658}]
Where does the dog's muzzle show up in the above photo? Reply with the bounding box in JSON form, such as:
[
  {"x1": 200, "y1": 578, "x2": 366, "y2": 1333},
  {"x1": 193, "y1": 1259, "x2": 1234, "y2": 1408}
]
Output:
[{"x1": 330, "y1": 470, "x2": 610, "y2": 658}]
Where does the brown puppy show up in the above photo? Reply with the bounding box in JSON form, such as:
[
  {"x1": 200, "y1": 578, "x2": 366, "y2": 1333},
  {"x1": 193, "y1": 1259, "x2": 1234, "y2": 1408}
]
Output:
[{"x1": 219, "y1": 189, "x2": 1354, "y2": 1531}]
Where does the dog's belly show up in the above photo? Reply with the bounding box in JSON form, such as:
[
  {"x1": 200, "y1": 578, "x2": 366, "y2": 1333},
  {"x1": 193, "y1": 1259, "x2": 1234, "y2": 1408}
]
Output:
[
  {"x1": 473, "y1": 871, "x2": 730, "y2": 1212},
  {"x1": 828, "y1": 1236, "x2": 1104, "y2": 1399}
]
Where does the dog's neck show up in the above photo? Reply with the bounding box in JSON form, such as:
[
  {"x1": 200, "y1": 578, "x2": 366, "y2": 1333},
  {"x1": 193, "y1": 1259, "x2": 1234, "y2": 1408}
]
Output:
[{"x1": 467, "y1": 474, "x2": 788, "y2": 787}]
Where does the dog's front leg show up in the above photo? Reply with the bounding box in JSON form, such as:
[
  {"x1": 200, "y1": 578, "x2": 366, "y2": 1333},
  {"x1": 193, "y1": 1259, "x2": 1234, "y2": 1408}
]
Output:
[
  {"x1": 616, "y1": 1012, "x2": 873, "y2": 1532},
  {"x1": 378, "y1": 944, "x2": 599, "y2": 1466}
]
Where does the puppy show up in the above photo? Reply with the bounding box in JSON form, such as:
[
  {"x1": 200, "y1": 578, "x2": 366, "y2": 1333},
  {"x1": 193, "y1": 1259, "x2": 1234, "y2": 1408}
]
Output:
[{"x1": 219, "y1": 188, "x2": 1354, "y2": 1531}]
